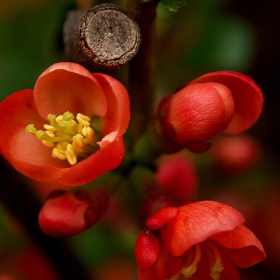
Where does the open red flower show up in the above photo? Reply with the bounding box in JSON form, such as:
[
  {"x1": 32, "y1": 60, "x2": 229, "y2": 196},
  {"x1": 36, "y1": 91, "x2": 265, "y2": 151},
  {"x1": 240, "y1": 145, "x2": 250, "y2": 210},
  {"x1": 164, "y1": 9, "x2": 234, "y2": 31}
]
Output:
[
  {"x1": 157, "y1": 71, "x2": 263, "y2": 153},
  {"x1": 0, "y1": 62, "x2": 130, "y2": 186},
  {"x1": 135, "y1": 201, "x2": 266, "y2": 280}
]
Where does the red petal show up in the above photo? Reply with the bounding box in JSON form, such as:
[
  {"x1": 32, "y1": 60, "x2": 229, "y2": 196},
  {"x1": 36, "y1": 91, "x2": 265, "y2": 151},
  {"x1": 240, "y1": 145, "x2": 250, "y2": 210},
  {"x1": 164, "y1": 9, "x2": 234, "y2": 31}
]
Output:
[
  {"x1": 92, "y1": 73, "x2": 130, "y2": 136},
  {"x1": 135, "y1": 231, "x2": 160, "y2": 271},
  {"x1": 146, "y1": 207, "x2": 178, "y2": 230},
  {"x1": 211, "y1": 224, "x2": 266, "y2": 268},
  {"x1": 190, "y1": 71, "x2": 263, "y2": 134},
  {"x1": 0, "y1": 89, "x2": 68, "y2": 182},
  {"x1": 168, "y1": 82, "x2": 234, "y2": 143},
  {"x1": 163, "y1": 201, "x2": 245, "y2": 256},
  {"x1": 33, "y1": 62, "x2": 107, "y2": 119}
]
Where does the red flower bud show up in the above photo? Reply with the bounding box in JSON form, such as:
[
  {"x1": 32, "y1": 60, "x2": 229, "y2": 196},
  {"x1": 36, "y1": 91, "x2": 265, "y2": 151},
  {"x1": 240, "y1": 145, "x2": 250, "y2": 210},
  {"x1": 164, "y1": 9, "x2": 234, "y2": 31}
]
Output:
[
  {"x1": 38, "y1": 188, "x2": 108, "y2": 237},
  {"x1": 167, "y1": 82, "x2": 234, "y2": 143},
  {"x1": 157, "y1": 71, "x2": 263, "y2": 151}
]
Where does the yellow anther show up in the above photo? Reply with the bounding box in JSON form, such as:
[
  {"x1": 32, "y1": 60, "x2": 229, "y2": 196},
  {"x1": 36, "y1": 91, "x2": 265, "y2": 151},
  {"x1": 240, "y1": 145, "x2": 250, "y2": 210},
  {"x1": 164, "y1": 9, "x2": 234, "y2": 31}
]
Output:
[
  {"x1": 181, "y1": 244, "x2": 202, "y2": 279},
  {"x1": 77, "y1": 113, "x2": 91, "y2": 127},
  {"x1": 77, "y1": 123, "x2": 83, "y2": 134},
  {"x1": 43, "y1": 124, "x2": 57, "y2": 132},
  {"x1": 52, "y1": 148, "x2": 66, "y2": 160},
  {"x1": 42, "y1": 140, "x2": 55, "y2": 148},
  {"x1": 82, "y1": 126, "x2": 88, "y2": 137},
  {"x1": 83, "y1": 128, "x2": 94, "y2": 144},
  {"x1": 56, "y1": 115, "x2": 64, "y2": 122},
  {"x1": 45, "y1": 131, "x2": 55, "y2": 137},
  {"x1": 26, "y1": 111, "x2": 101, "y2": 166},
  {"x1": 168, "y1": 245, "x2": 201, "y2": 280},
  {"x1": 65, "y1": 144, "x2": 77, "y2": 165},
  {"x1": 66, "y1": 144, "x2": 75, "y2": 155},
  {"x1": 71, "y1": 120, "x2": 78, "y2": 128},
  {"x1": 73, "y1": 134, "x2": 84, "y2": 148},
  {"x1": 206, "y1": 241, "x2": 224, "y2": 280}
]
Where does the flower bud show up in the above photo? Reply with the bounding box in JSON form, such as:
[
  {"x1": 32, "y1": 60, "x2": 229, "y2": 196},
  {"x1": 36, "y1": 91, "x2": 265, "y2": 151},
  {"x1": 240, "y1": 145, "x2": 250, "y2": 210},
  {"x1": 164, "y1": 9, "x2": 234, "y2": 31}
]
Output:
[
  {"x1": 156, "y1": 71, "x2": 263, "y2": 153},
  {"x1": 159, "y1": 82, "x2": 235, "y2": 144},
  {"x1": 38, "y1": 189, "x2": 106, "y2": 237}
]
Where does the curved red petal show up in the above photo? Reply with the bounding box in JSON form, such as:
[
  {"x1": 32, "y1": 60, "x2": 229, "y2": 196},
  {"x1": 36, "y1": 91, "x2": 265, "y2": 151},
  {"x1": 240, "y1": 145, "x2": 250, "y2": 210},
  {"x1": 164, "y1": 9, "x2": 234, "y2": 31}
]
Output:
[
  {"x1": 135, "y1": 231, "x2": 160, "y2": 271},
  {"x1": 163, "y1": 201, "x2": 245, "y2": 256},
  {"x1": 92, "y1": 73, "x2": 130, "y2": 136},
  {"x1": 146, "y1": 207, "x2": 178, "y2": 230},
  {"x1": 211, "y1": 224, "x2": 266, "y2": 268},
  {"x1": 190, "y1": 71, "x2": 263, "y2": 134},
  {"x1": 33, "y1": 62, "x2": 107, "y2": 119},
  {"x1": 168, "y1": 82, "x2": 234, "y2": 143},
  {"x1": 57, "y1": 137, "x2": 125, "y2": 186},
  {"x1": 0, "y1": 89, "x2": 69, "y2": 181}
]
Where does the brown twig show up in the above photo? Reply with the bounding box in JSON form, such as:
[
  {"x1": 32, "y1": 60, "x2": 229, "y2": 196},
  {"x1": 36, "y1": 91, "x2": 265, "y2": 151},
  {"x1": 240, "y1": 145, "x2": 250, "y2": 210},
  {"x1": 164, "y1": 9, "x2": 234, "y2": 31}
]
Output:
[
  {"x1": 126, "y1": 0, "x2": 159, "y2": 143},
  {"x1": 63, "y1": 3, "x2": 141, "y2": 72}
]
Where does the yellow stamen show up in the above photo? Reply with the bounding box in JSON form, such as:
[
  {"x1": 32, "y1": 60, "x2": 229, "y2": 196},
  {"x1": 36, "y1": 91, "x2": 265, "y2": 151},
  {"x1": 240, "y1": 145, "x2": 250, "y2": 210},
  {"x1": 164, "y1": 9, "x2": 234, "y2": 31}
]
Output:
[
  {"x1": 167, "y1": 244, "x2": 201, "y2": 280},
  {"x1": 77, "y1": 113, "x2": 91, "y2": 127},
  {"x1": 206, "y1": 241, "x2": 224, "y2": 280},
  {"x1": 43, "y1": 124, "x2": 57, "y2": 131},
  {"x1": 181, "y1": 244, "x2": 202, "y2": 279},
  {"x1": 26, "y1": 111, "x2": 101, "y2": 165},
  {"x1": 52, "y1": 148, "x2": 66, "y2": 160},
  {"x1": 42, "y1": 140, "x2": 55, "y2": 147}
]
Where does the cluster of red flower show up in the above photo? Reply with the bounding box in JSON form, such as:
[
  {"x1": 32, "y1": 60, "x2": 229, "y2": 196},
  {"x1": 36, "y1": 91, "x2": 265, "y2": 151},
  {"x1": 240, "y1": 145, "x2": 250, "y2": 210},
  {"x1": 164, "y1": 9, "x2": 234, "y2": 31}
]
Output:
[{"x1": 0, "y1": 62, "x2": 265, "y2": 279}]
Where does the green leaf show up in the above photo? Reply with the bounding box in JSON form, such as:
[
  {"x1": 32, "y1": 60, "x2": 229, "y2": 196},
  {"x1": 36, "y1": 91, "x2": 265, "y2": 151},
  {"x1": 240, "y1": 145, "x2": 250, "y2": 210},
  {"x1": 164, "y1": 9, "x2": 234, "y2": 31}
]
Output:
[{"x1": 161, "y1": 0, "x2": 186, "y2": 12}]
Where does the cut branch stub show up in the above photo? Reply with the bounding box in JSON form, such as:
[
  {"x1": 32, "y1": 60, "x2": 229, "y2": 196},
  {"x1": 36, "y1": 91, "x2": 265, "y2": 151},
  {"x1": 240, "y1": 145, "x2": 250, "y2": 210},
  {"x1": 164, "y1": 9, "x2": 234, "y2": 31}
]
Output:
[{"x1": 63, "y1": 3, "x2": 142, "y2": 71}]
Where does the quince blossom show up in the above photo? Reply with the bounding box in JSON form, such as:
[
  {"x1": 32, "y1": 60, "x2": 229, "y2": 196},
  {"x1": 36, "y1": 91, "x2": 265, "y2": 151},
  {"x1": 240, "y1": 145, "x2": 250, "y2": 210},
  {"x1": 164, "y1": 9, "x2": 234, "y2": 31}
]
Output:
[
  {"x1": 0, "y1": 62, "x2": 130, "y2": 186},
  {"x1": 135, "y1": 201, "x2": 266, "y2": 280}
]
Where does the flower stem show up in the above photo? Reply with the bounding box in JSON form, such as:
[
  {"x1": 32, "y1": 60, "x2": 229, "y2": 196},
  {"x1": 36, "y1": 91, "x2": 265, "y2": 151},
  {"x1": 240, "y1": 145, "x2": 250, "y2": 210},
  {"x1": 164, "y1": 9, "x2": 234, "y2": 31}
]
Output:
[{"x1": 126, "y1": 0, "x2": 158, "y2": 143}]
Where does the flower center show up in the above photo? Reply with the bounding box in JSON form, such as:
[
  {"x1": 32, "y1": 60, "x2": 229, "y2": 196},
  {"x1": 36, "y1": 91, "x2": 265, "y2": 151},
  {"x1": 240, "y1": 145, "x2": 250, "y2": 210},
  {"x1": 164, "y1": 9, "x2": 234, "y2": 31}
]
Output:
[
  {"x1": 26, "y1": 111, "x2": 101, "y2": 165},
  {"x1": 204, "y1": 241, "x2": 224, "y2": 280},
  {"x1": 168, "y1": 241, "x2": 224, "y2": 280}
]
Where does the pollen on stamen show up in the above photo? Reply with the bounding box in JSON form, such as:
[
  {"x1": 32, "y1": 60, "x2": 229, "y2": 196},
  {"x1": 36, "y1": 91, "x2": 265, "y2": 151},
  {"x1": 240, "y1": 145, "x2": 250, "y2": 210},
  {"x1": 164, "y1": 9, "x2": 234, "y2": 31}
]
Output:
[
  {"x1": 43, "y1": 124, "x2": 57, "y2": 132},
  {"x1": 52, "y1": 148, "x2": 66, "y2": 160},
  {"x1": 181, "y1": 244, "x2": 201, "y2": 279},
  {"x1": 206, "y1": 241, "x2": 224, "y2": 280},
  {"x1": 65, "y1": 144, "x2": 77, "y2": 165},
  {"x1": 42, "y1": 140, "x2": 55, "y2": 148},
  {"x1": 26, "y1": 111, "x2": 101, "y2": 166},
  {"x1": 77, "y1": 113, "x2": 91, "y2": 127}
]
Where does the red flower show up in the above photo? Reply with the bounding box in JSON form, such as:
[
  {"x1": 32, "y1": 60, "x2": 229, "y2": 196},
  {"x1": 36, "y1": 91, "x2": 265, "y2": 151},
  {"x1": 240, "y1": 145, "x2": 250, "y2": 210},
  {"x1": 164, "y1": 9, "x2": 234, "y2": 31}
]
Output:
[
  {"x1": 157, "y1": 71, "x2": 263, "y2": 153},
  {"x1": 39, "y1": 188, "x2": 108, "y2": 237},
  {"x1": 135, "y1": 201, "x2": 266, "y2": 280},
  {"x1": 0, "y1": 62, "x2": 130, "y2": 186}
]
